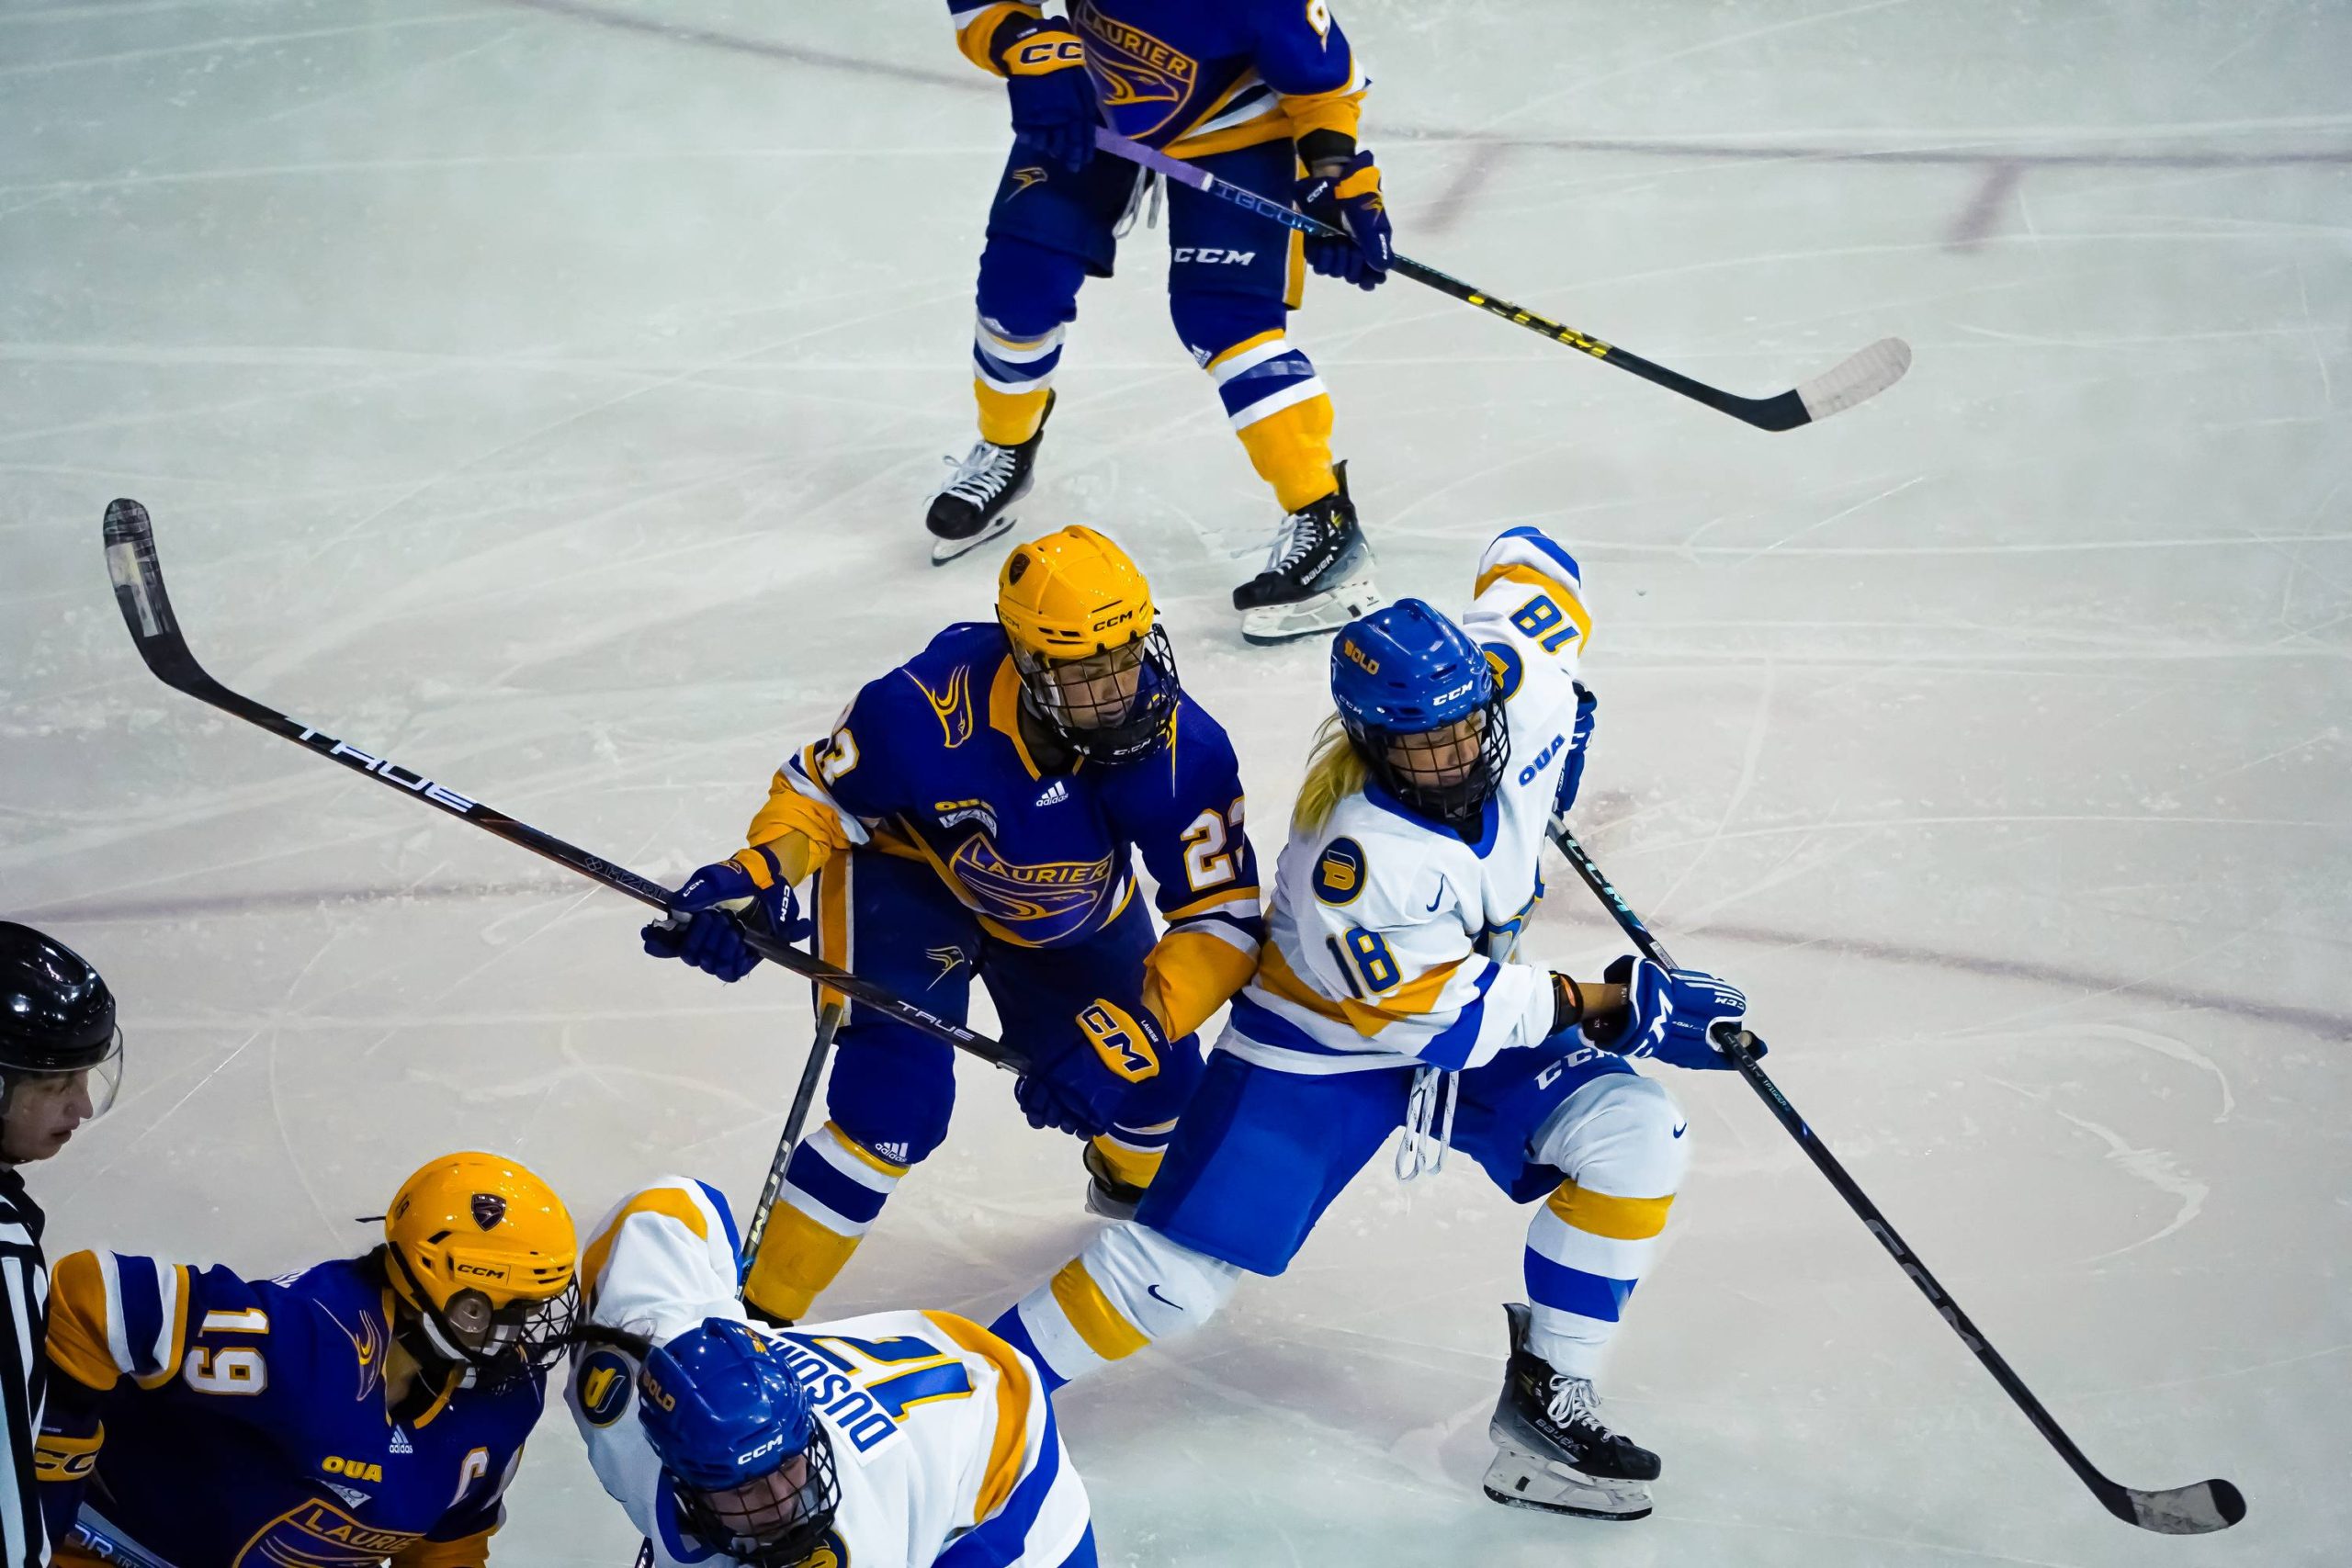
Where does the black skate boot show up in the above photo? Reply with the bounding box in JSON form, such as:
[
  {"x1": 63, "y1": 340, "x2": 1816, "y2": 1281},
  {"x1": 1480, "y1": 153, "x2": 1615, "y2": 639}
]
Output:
[
  {"x1": 1482, "y1": 1303, "x2": 1659, "y2": 1521},
  {"x1": 926, "y1": 390, "x2": 1056, "y2": 565},
  {"x1": 1081, "y1": 1140, "x2": 1146, "y2": 1223},
  {"x1": 1230, "y1": 461, "x2": 1385, "y2": 645}
]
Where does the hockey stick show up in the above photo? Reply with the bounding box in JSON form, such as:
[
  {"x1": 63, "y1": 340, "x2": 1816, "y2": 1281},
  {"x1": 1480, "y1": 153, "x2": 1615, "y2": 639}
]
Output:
[
  {"x1": 98, "y1": 498, "x2": 1018, "y2": 1075},
  {"x1": 1094, "y1": 129, "x2": 1910, "y2": 433},
  {"x1": 1544, "y1": 818, "x2": 2245, "y2": 1534},
  {"x1": 742, "y1": 998, "x2": 843, "y2": 1280}
]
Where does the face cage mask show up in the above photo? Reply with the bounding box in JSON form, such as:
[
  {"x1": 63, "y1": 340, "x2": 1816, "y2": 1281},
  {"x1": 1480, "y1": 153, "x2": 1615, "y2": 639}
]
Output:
[
  {"x1": 1009, "y1": 625, "x2": 1180, "y2": 764},
  {"x1": 1352, "y1": 694, "x2": 1511, "y2": 825},
  {"x1": 673, "y1": 1421, "x2": 842, "y2": 1568},
  {"x1": 393, "y1": 1249, "x2": 577, "y2": 1391}
]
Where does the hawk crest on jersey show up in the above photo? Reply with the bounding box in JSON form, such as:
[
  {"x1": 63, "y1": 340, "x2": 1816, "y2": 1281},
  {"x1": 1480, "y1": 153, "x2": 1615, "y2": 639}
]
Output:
[
  {"x1": 469, "y1": 1192, "x2": 506, "y2": 1231},
  {"x1": 1071, "y1": 0, "x2": 1197, "y2": 136},
  {"x1": 907, "y1": 665, "x2": 976, "y2": 748},
  {"x1": 944, "y1": 834, "x2": 1117, "y2": 941},
  {"x1": 242, "y1": 1499, "x2": 415, "y2": 1568}
]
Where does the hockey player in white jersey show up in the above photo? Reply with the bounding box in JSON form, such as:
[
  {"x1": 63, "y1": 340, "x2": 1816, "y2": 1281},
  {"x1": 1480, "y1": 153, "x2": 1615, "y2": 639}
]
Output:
[
  {"x1": 989, "y1": 528, "x2": 1756, "y2": 1521},
  {"x1": 566, "y1": 1179, "x2": 1095, "y2": 1566}
]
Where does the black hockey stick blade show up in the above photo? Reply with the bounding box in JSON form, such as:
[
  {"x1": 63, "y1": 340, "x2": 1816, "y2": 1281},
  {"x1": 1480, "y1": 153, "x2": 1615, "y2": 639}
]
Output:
[
  {"x1": 2102, "y1": 1476, "x2": 2246, "y2": 1535},
  {"x1": 102, "y1": 499, "x2": 1018, "y2": 1072}
]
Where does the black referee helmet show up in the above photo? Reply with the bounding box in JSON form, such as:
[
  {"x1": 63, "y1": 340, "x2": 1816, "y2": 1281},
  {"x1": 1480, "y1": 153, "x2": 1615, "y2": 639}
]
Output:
[{"x1": 0, "y1": 921, "x2": 123, "y2": 1112}]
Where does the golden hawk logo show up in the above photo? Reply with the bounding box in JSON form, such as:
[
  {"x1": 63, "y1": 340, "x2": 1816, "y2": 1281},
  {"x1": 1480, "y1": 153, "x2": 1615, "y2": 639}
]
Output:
[
  {"x1": 1070, "y1": 0, "x2": 1197, "y2": 136},
  {"x1": 907, "y1": 664, "x2": 976, "y2": 748},
  {"x1": 1006, "y1": 165, "x2": 1049, "y2": 198},
  {"x1": 319, "y1": 1302, "x2": 386, "y2": 1404}
]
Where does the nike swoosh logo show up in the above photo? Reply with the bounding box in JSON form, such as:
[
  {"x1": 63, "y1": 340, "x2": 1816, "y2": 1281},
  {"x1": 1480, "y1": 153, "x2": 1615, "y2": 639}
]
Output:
[
  {"x1": 1424, "y1": 877, "x2": 1449, "y2": 913},
  {"x1": 1671, "y1": 1122, "x2": 1688, "y2": 1139},
  {"x1": 1146, "y1": 1283, "x2": 1182, "y2": 1312}
]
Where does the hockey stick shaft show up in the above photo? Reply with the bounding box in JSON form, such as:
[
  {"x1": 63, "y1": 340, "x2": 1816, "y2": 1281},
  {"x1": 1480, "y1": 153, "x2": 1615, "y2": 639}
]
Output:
[
  {"x1": 1092, "y1": 129, "x2": 1907, "y2": 433},
  {"x1": 99, "y1": 499, "x2": 1018, "y2": 1074},
  {"x1": 741, "y1": 999, "x2": 843, "y2": 1273},
  {"x1": 1544, "y1": 818, "x2": 2244, "y2": 1533}
]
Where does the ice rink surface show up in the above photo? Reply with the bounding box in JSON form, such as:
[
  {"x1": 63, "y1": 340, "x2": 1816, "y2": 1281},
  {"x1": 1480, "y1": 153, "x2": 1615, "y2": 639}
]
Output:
[{"x1": 5, "y1": 1, "x2": 2349, "y2": 1562}]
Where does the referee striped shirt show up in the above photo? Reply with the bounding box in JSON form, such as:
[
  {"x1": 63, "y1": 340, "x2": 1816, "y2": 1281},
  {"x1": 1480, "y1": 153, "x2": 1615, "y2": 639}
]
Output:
[{"x1": 0, "y1": 1168, "x2": 47, "y2": 1568}]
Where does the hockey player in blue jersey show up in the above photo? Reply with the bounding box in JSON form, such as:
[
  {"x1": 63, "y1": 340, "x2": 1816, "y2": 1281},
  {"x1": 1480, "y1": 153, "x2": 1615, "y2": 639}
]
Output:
[
  {"x1": 925, "y1": 0, "x2": 1396, "y2": 645},
  {"x1": 989, "y1": 530, "x2": 1756, "y2": 1522},
  {"x1": 36, "y1": 1152, "x2": 576, "y2": 1568},
  {"x1": 644, "y1": 527, "x2": 1261, "y2": 1325}
]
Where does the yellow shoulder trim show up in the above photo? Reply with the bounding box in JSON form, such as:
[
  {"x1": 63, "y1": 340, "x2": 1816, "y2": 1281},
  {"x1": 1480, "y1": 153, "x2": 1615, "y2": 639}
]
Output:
[
  {"x1": 580, "y1": 1186, "x2": 711, "y2": 1303},
  {"x1": 922, "y1": 1312, "x2": 1035, "y2": 1524},
  {"x1": 45, "y1": 1251, "x2": 122, "y2": 1393}
]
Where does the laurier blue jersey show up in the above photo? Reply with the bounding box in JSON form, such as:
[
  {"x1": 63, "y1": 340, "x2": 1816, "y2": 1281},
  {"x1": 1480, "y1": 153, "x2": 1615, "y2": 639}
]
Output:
[
  {"x1": 949, "y1": 0, "x2": 1368, "y2": 159},
  {"x1": 45, "y1": 1252, "x2": 543, "y2": 1568},
  {"x1": 752, "y1": 621, "x2": 1260, "y2": 1035}
]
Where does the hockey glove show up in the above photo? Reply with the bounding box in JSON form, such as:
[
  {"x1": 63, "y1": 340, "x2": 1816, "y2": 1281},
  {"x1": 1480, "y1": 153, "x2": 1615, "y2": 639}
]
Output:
[
  {"x1": 1295, "y1": 150, "x2": 1394, "y2": 289},
  {"x1": 641, "y1": 852, "x2": 808, "y2": 983},
  {"x1": 1584, "y1": 954, "x2": 1760, "y2": 1071},
  {"x1": 1015, "y1": 998, "x2": 1166, "y2": 1138},
  {"x1": 996, "y1": 17, "x2": 1097, "y2": 172},
  {"x1": 1554, "y1": 682, "x2": 1599, "y2": 818}
]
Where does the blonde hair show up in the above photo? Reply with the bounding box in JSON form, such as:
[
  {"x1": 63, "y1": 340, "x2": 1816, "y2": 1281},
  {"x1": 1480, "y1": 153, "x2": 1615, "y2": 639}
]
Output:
[{"x1": 1292, "y1": 715, "x2": 1370, "y2": 834}]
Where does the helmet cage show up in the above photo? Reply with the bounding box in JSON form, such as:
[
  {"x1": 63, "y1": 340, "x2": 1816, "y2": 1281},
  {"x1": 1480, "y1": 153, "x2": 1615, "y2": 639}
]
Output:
[
  {"x1": 671, "y1": 1420, "x2": 842, "y2": 1568},
  {"x1": 1006, "y1": 622, "x2": 1180, "y2": 763},
  {"x1": 387, "y1": 1243, "x2": 576, "y2": 1389},
  {"x1": 1347, "y1": 689, "x2": 1511, "y2": 822}
]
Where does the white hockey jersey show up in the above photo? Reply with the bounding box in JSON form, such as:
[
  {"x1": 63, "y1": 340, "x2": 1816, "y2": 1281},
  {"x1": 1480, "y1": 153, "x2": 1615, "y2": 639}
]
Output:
[
  {"x1": 566, "y1": 1178, "x2": 1092, "y2": 1568},
  {"x1": 1222, "y1": 527, "x2": 1593, "y2": 1077}
]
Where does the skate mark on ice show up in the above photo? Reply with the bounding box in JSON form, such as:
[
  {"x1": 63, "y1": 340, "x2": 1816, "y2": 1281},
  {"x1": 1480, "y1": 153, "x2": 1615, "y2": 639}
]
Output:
[{"x1": 2053, "y1": 1110, "x2": 2208, "y2": 1262}]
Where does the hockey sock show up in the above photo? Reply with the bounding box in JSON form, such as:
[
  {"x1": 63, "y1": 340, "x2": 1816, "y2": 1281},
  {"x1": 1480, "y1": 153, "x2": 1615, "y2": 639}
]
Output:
[
  {"x1": 973, "y1": 314, "x2": 1065, "y2": 446},
  {"x1": 1207, "y1": 332, "x2": 1337, "y2": 513},
  {"x1": 742, "y1": 1121, "x2": 908, "y2": 1322},
  {"x1": 1521, "y1": 1179, "x2": 1675, "y2": 1379}
]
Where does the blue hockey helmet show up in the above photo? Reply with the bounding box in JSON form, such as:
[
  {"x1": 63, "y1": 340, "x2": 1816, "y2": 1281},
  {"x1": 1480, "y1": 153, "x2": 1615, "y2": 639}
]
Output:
[
  {"x1": 1330, "y1": 598, "x2": 1510, "y2": 822},
  {"x1": 639, "y1": 1318, "x2": 840, "y2": 1567}
]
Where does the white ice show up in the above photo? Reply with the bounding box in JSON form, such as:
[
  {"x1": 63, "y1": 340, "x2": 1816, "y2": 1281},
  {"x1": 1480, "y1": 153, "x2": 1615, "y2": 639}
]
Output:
[{"x1": 4, "y1": 2, "x2": 2348, "y2": 1563}]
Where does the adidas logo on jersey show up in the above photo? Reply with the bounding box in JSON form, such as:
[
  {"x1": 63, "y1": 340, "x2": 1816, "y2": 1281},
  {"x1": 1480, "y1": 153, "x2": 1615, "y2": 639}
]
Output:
[
  {"x1": 1035, "y1": 780, "x2": 1069, "y2": 807},
  {"x1": 388, "y1": 1428, "x2": 413, "y2": 1455},
  {"x1": 873, "y1": 1141, "x2": 911, "y2": 1163}
]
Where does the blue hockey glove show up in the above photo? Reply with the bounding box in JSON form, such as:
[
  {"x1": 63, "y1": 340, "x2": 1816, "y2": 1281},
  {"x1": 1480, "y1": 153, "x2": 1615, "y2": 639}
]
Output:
[
  {"x1": 1015, "y1": 998, "x2": 1166, "y2": 1138},
  {"x1": 641, "y1": 853, "x2": 807, "y2": 984},
  {"x1": 1555, "y1": 682, "x2": 1599, "y2": 818},
  {"x1": 996, "y1": 17, "x2": 1096, "y2": 172},
  {"x1": 1584, "y1": 954, "x2": 1759, "y2": 1071},
  {"x1": 1295, "y1": 150, "x2": 1394, "y2": 290}
]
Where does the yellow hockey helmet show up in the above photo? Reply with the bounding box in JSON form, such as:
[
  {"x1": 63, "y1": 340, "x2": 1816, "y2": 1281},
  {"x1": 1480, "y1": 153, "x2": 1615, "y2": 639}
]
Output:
[
  {"x1": 384, "y1": 1150, "x2": 576, "y2": 1382},
  {"x1": 997, "y1": 527, "x2": 1180, "y2": 762}
]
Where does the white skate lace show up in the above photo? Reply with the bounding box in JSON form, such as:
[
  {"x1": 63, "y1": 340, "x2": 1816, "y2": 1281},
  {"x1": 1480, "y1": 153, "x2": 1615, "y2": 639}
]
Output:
[
  {"x1": 939, "y1": 440, "x2": 1019, "y2": 506},
  {"x1": 1544, "y1": 1374, "x2": 1614, "y2": 1438},
  {"x1": 1394, "y1": 1065, "x2": 1457, "y2": 1182},
  {"x1": 1261, "y1": 507, "x2": 1333, "y2": 577}
]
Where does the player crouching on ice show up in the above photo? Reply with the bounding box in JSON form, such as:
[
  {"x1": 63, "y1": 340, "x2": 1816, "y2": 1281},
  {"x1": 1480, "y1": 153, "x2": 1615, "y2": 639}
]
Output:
[
  {"x1": 569, "y1": 1179, "x2": 1094, "y2": 1567},
  {"x1": 989, "y1": 529, "x2": 1757, "y2": 1521},
  {"x1": 38, "y1": 1152, "x2": 576, "y2": 1566},
  {"x1": 644, "y1": 528, "x2": 1261, "y2": 1325},
  {"x1": 926, "y1": 0, "x2": 1392, "y2": 644}
]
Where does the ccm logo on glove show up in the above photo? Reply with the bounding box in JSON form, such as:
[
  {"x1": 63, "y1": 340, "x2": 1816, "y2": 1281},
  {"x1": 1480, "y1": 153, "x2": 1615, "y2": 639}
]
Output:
[{"x1": 1079, "y1": 1000, "x2": 1161, "y2": 1082}]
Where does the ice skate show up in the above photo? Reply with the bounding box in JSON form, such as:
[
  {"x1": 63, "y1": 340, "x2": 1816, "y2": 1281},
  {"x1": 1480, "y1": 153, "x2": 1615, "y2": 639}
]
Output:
[
  {"x1": 1232, "y1": 462, "x2": 1384, "y2": 645},
  {"x1": 1481, "y1": 1303, "x2": 1659, "y2": 1521},
  {"x1": 926, "y1": 391, "x2": 1055, "y2": 565}
]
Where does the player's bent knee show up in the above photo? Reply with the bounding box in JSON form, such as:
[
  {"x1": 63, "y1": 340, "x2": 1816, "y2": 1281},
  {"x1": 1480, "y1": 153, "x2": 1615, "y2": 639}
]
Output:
[
  {"x1": 1088, "y1": 1222, "x2": 1240, "y2": 1341},
  {"x1": 977, "y1": 235, "x2": 1088, "y2": 339},
  {"x1": 1167, "y1": 288, "x2": 1285, "y2": 366},
  {"x1": 1532, "y1": 1071, "x2": 1690, "y2": 1197},
  {"x1": 826, "y1": 1044, "x2": 956, "y2": 1167}
]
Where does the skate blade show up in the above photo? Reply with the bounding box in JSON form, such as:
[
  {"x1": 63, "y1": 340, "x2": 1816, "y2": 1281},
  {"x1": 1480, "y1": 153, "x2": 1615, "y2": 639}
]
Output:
[
  {"x1": 1480, "y1": 1446, "x2": 1653, "y2": 1522},
  {"x1": 929, "y1": 512, "x2": 1015, "y2": 566},
  {"x1": 1238, "y1": 575, "x2": 1386, "y2": 647}
]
